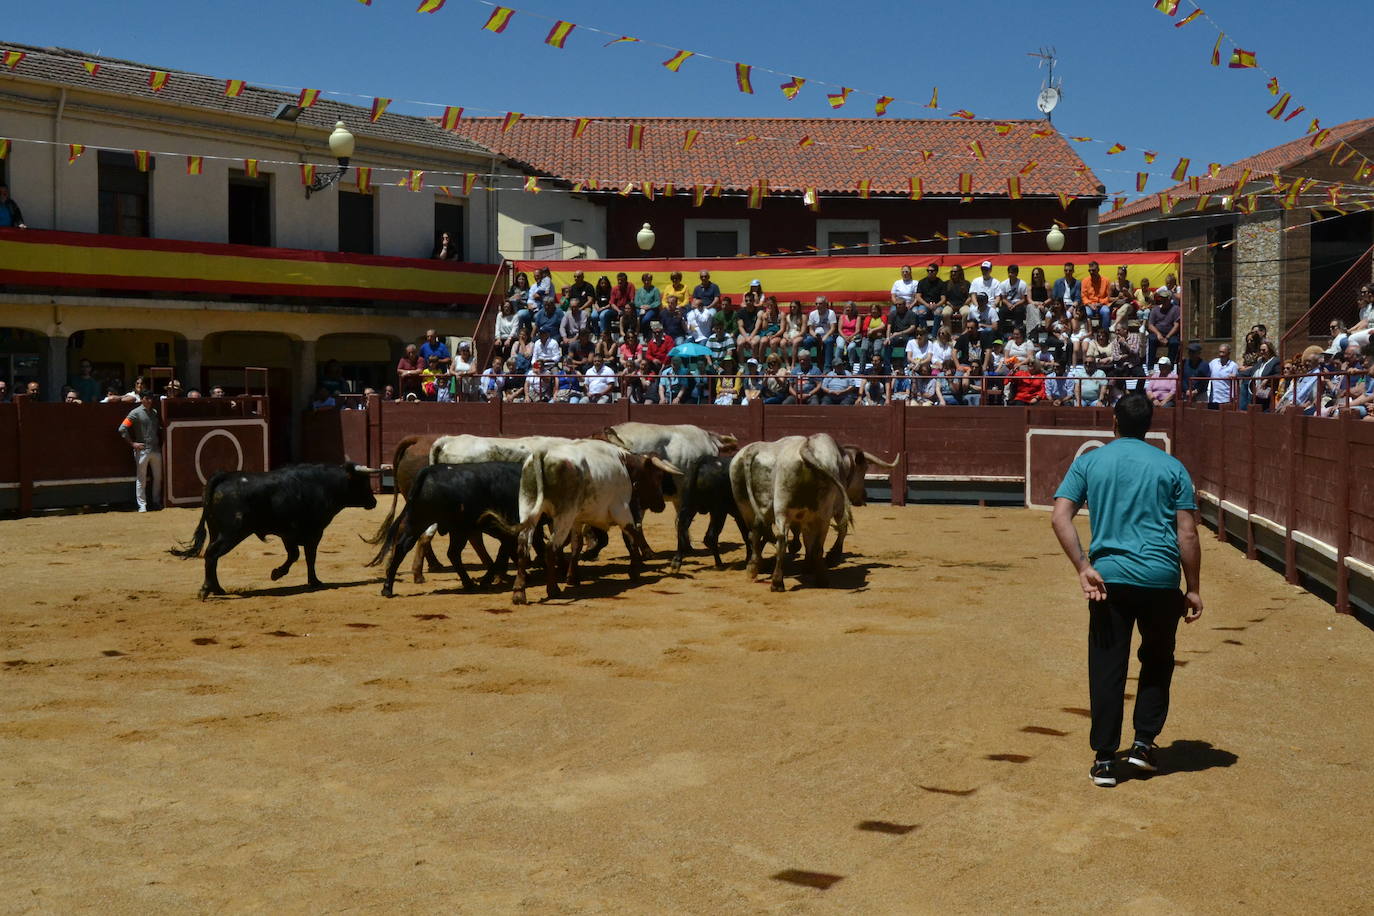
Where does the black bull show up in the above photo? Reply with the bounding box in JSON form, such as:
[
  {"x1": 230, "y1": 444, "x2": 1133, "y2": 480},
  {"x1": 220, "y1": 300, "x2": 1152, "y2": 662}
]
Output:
[{"x1": 170, "y1": 463, "x2": 379, "y2": 599}]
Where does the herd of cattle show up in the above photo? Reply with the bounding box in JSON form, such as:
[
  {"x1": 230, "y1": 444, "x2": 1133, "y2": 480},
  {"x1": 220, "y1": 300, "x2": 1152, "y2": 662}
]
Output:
[{"x1": 171, "y1": 423, "x2": 897, "y2": 603}]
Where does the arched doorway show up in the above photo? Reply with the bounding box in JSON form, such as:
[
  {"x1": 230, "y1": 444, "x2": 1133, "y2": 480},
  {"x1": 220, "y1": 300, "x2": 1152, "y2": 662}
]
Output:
[
  {"x1": 0, "y1": 326, "x2": 45, "y2": 398},
  {"x1": 64, "y1": 327, "x2": 188, "y2": 401},
  {"x1": 202, "y1": 331, "x2": 298, "y2": 463}
]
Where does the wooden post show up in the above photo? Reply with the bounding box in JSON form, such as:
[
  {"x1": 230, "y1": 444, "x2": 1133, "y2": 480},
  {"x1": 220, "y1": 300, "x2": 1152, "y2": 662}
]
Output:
[
  {"x1": 748, "y1": 395, "x2": 765, "y2": 444},
  {"x1": 1336, "y1": 411, "x2": 1352, "y2": 614},
  {"x1": 15, "y1": 395, "x2": 33, "y2": 515},
  {"x1": 888, "y1": 396, "x2": 906, "y2": 507},
  {"x1": 1215, "y1": 407, "x2": 1227, "y2": 542},
  {"x1": 1284, "y1": 408, "x2": 1300, "y2": 585},
  {"x1": 1245, "y1": 406, "x2": 1257, "y2": 560}
]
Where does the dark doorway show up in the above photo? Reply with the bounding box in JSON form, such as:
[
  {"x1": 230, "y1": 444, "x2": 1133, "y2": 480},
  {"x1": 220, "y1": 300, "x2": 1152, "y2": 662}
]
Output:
[
  {"x1": 228, "y1": 173, "x2": 272, "y2": 246},
  {"x1": 1310, "y1": 210, "x2": 1373, "y2": 304},
  {"x1": 338, "y1": 191, "x2": 374, "y2": 255},
  {"x1": 434, "y1": 200, "x2": 465, "y2": 259},
  {"x1": 98, "y1": 151, "x2": 151, "y2": 237},
  {"x1": 1207, "y1": 224, "x2": 1235, "y2": 339}
]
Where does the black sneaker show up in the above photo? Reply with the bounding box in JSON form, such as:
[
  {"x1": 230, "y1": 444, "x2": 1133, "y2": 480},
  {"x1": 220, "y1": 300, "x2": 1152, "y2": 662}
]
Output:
[
  {"x1": 1090, "y1": 759, "x2": 1117, "y2": 788},
  {"x1": 1126, "y1": 741, "x2": 1158, "y2": 772}
]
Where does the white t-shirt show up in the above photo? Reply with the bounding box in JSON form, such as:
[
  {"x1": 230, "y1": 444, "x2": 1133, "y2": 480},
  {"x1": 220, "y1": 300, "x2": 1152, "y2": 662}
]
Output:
[
  {"x1": 808, "y1": 308, "x2": 836, "y2": 335},
  {"x1": 686, "y1": 306, "x2": 716, "y2": 342},
  {"x1": 891, "y1": 277, "x2": 918, "y2": 304},
  {"x1": 1004, "y1": 339, "x2": 1035, "y2": 362},
  {"x1": 998, "y1": 278, "x2": 1028, "y2": 304},
  {"x1": 533, "y1": 337, "x2": 562, "y2": 364},
  {"x1": 584, "y1": 364, "x2": 617, "y2": 396},
  {"x1": 969, "y1": 276, "x2": 999, "y2": 304},
  {"x1": 905, "y1": 338, "x2": 934, "y2": 364},
  {"x1": 928, "y1": 340, "x2": 953, "y2": 366},
  {"x1": 1208, "y1": 358, "x2": 1239, "y2": 403}
]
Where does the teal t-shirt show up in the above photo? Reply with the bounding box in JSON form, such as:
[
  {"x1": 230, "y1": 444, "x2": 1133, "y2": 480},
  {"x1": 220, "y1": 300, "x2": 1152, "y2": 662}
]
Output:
[{"x1": 1053, "y1": 437, "x2": 1197, "y2": 589}]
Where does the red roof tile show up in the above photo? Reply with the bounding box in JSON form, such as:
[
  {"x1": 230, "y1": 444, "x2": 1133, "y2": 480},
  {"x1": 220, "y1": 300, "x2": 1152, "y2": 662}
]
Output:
[
  {"x1": 1102, "y1": 117, "x2": 1374, "y2": 224},
  {"x1": 456, "y1": 116, "x2": 1103, "y2": 198}
]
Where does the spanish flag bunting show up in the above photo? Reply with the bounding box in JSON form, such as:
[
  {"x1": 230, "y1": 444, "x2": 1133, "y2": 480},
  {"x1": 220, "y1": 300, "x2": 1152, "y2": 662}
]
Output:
[
  {"x1": 1172, "y1": 157, "x2": 1190, "y2": 181},
  {"x1": 571, "y1": 180, "x2": 586, "y2": 193},
  {"x1": 1052, "y1": 219, "x2": 1069, "y2": 229},
  {"x1": 243, "y1": 158, "x2": 258, "y2": 178},
  {"x1": 1057, "y1": 193, "x2": 1074, "y2": 209},
  {"x1": 1311, "y1": 128, "x2": 1331, "y2": 149},
  {"x1": 1207, "y1": 162, "x2": 1222, "y2": 177},
  {"x1": 827, "y1": 87, "x2": 852, "y2": 109},
  {"x1": 134, "y1": 150, "x2": 151, "y2": 172},
  {"x1": 932, "y1": 232, "x2": 948, "y2": 242},
  {"x1": 356, "y1": 167, "x2": 372, "y2": 193},
  {"x1": 1017, "y1": 222, "x2": 1035, "y2": 232},
  {"x1": 1074, "y1": 164, "x2": 1093, "y2": 177},
  {"x1": 1195, "y1": 194, "x2": 1211, "y2": 211},
  {"x1": 968, "y1": 140, "x2": 986, "y2": 162},
  {"x1": 747, "y1": 185, "x2": 765, "y2": 209},
  {"x1": 1266, "y1": 93, "x2": 1290, "y2": 120},
  {"x1": 407, "y1": 170, "x2": 425, "y2": 192},
  {"x1": 3, "y1": 51, "x2": 25, "y2": 70},
  {"x1": 482, "y1": 6, "x2": 513, "y2": 30},
  {"x1": 1136, "y1": 172, "x2": 1149, "y2": 192},
  {"x1": 1282, "y1": 178, "x2": 1307, "y2": 209},
  {"x1": 993, "y1": 122, "x2": 1012, "y2": 135},
  {"x1": 603, "y1": 35, "x2": 639, "y2": 46},
  {"x1": 416, "y1": 0, "x2": 445, "y2": 11},
  {"x1": 1210, "y1": 33, "x2": 1224, "y2": 66},
  {"x1": 626, "y1": 123, "x2": 644, "y2": 150},
  {"x1": 370, "y1": 97, "x2": 391, "y2": 122},
  {"x1": 186, "y1": 156, "x2": 203, "y2": 176},
  {"x1": 955, "y1": 231, "x2": 974, "y2": 239},
  {"x1": 461, "y1": 172, "x2": 477, "y2": 195},
  {"x1": 149, "y1": 70, "x2": 170, "y2": 92},
  {"x1": 1328, "y1": 142, "x2": 1350, "y2": 166},
  {"x1": 1110, "y1": 198, "x2": 1125, "y2": 212},
  {"x1": 920, "y1": 150, "x2": 933, "y2": 161},
  {"x1": 81, "y1": 61, "x2": 100, "y2": 77},
  {"x1": 1356, "y1": 162, "x2": 1374, "y2": 182},
  {"x1": 856, "y1": 179, "x2": 871, "y2": 200},
  {"x1": 437, "y1": 186, "x2": 452, "y2": 198},
  {"x1": 907, "y1": 178, "x2": 922, "y2": 201},
  {"x1": 1007, "y1": 177, "x2": 1022, "y2": 200},
  {"x1": 572, "y1": 118, "x2": 591, "y2": 139},
  {"x1": 1232, "y1": 167, "x2": 1250, "y2": 194},
  {"x1": 662, "y1": 50, "x2": 693, "y2": 72},
  {"x1": 853, "y1": 144, "x2": 875, "y2": 154},
  {"x1": 1069, "y1": 136, "x2": 1092, "y2": 143},
  {"x1": 710, "y1": 181, "x2": 722, "y2": 197},
  {"x1": 618, "y1": 182, "x2": 634, "y2": 198},
  {"x1": 663, "y1": 183, "x2": 675, "y2": 197},
  {"x1": 545, "y1": 20, "x2": 575, "y2": 49},
  {"x1": 692, "y1": 184, "x2": 706, "y2": 207},
  {"x1": 1019, "y1": 160, "x2": 1038, "y2": 175},
  {"x1": 524, "y1": 176, "x2": 541, "y2": 194},
  {"x1": 1153, "y1": 0, "x2": 1179, "y2": 15},
  {"x1": 225, "y1": 79, "x2": 246, "y2": 98},
  {"x1": 950, "y1": 110, "x2": 975, "y2": 120},
  {"x1": 642, "y1": 181, "x2": 654, "y2": 201},
  {"x1": 67, "y1": 144, "x2": 85, "y2": 165},
  {"x1": 300, "y1": 163, "x2": 316, "y2": 186},
  {"x1": 1228, "y1": 48, "x2": 1256, "y2": 69},
  {"x1": 1327, "y1": 184, "x2": 1344, "y2": 207},
  {"x1": 1158, "y1": 192, "x2": 1173, "y2": 214},
  {"x1": 780, "y1": 76, "x2": 805, "y2": 100},
  {"x1": 1188, "y1": 176, "x2": 1200, "y2": 191},
  {"x1": 902, "y1": 234, "x2": 920, "y2": 243},
  {"x1": 0, "y1": 139, "x2": 9, "y2": 160},
  {"x1": 683, "y1": 128, "x2": 700, "y2": 150},
  {"x1": 1266, "y1": 77, "x2": 1280, "y2": 96},
  {"x1": 1030, "y1": 127, "x2": 1054, "y2": 138},
  {"x1": 1284, "y1": 105, "x2": 1306, "y2": 123},
  {"x1": 736, "y1": 63, "x2": 754, "y2": 94},
  {"x1": 1175, "y1": 8, "x2": 1202, "y2": 27},
  {"x1": 797, "y1": 136, "x2": 815, "y2": 148},
  {"x1": 737, "y1": 135, "x2": 759, "y2": 145},
  {"x1": 298, "y1": 88, "x2": 321, "y2": 108},
  {"x1": 1107, "y1": 143, "x2": 1127, "y2": 156},
  {"x1": 1307, "y1": 117, "x2": 1321, "y2": 134},
  {"x1": 1143, "y1": 150, "x2": 1158, "y2": 164},
  {"x1": 359, "y1": 0, "x2": 371, "y2": 5},
  {"x1": 958, "y1": 173, "x2": 973, "y2": 195},
  {"x1": 440, "y1": 106, "x2": 464, "y2": 130},
  {"x1": 1337, "y1": 145, "x2": 1358, "y2": 166},
  {"x1": 875, "y1": 96, "x2": 894, "y2": 116},
  {"x1": 501, "y1": 111, "x2": 523, "y2": 133}
]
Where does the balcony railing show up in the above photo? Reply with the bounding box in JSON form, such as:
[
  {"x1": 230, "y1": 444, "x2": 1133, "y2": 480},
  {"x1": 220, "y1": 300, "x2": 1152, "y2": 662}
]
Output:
[{"x1": 0, "y1": 228, "x2": 502, "y2": 306}]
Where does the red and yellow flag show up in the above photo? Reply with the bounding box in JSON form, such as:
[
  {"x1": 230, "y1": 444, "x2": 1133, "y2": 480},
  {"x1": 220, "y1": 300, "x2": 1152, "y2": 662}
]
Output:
[
  {"x1": 298, "y1": 88, "x2": 321, "y2": 108},
  {"x1": 1020, "y1": 160, "x2": 1038, "y2": 175},
  {"x1": 1232, "y1": 167, "x2": 1251, "y2": 195},
  {"x1": 618, "y1": 182, "x2": 634, "y2": 198},
  {"x1": 401, "y1": 170, "x2": 421, "y2": 192},
  {"x1": 1057, "y1": 193, "x2": 1074, "y2": 209},
  {"x1": 950, "y1": 109, "x2": 975, "y2": 120},
  {"x1": 3, "y1": 51, "x2": 26, "y2": 70},
  {"x1": 370, "y1": 97, "x2": 391, "y2": 122},
  {"x1": 1069, "y1": 136, "x2": 1092, "y2": 143},
  {"x1": 603, "y1": 35, "x2": 639, "y2": 46},
  {"x1": 1176, "y1": 8, "x2": 1202, "y2": 27},
  {"x1": 875, "y1": 96, "x2": 894, "y2": 116},
  {"x1": 663, "y1": 183, "x2": 675, "y2": 197},
  {"x1": 642, "y1": 181, "x2": 654, "y2": 201},
  {"x1": 545, "y1": 20, "x2": 574, "y2": 48},
  {"x1": 747, "y1": 183, "x2": 764, "y2": 209},
  {"x1": 416, "y1": 0, "x2": 446, "y2": 11},
  {"x1": 67, "y1": 144, "x2": 85, "y2": 164},
  {"x1": 798, "y1": 136, "x2": 815, "y2": 148},
  {"x1": 524, "y1": 176, "x2": 541, "y2": 194},
  {"x1": 243, "y1": 158, "x2": 258, "y2": 178},
  {"x1": 1030, "y1": 127, "x2": 1054, "y2": 138},
  {"x1": 993, "y1": 122, "x2": 1013, "y2": 135},
  {"x1": 1333, "y1": 143, "x2": 1357, "y2": 166},
  {"x1": 1153, "y1": 0, "x2": 1179, "y2": 14},
  {"x1": 737, "y1": 135, "x2": 759, "y2": 145},
  {"x1": 186, "y1": 156, "x2": 203, "y2": 176},
  {"x1": 804, "y1": 188, "x2": 820, "y2": 211},
  {"x1": 626, "y1": 123, "x2": 644, "y2": 150},
  {"x1": 1228, "y1": 48, "x2": 1256, "y2": 69},
  {"x1": 827, "y1": 87, "x2": 852, "y2": 109},
  {"x1": 736, "y1": 63, "x2": 754, "y2": 94},
  {"x1": 1007, "y1": 177, "x2": 1022, "y2": 200},
  {"x1": 907, "y1": 177, "x2": 922, "y2": 201},
  {"x1": 968, "y1": 140, "x2": 986, "y2": 162},
  {"x1": 1137, "y1": 172, "x2": 1149, "y2": 192},
  {"x1": 1158, "y1": 193, "x2": 1173, "y2": 214},
  {"x1": 780, "y1": 76, "x2": 805, "y2": 100},
  {"x1": 1208, "y1": 162, "x2": 1222, "y2": 177},
  {"x1": 1188, "y1": 176, "x2": 1201, "y2": 191},
  {"x1": 856, "y1": 179, "x2": 871, "y2": 200},
  {"x1": 926, "y1": 87, "x2": 938, "y2": 109},
  {"x1": 692, "y1": 184, "x2": 706, "y2": 207},
  {"x1": 1143, "y1": 150, "x2": 1158, "y2": 164},
  {"x1": 1284, "y1": 105, "x2": 1306, "y2": 123},
  {"x1": 356, "y1": 167, "x2": 372, "y2": 193},
  {"x1": 225, "y1": 78, "x2": 246, "y2": 98},
  {"x1": 1017, "y1": 222, "x2": 1035, "y2": 232},
  {"x1": 1210, "y1": 33, "x2": 1224, "y2": 66},
  {"x1": 662, "y1": 50, "x2": 693, "y2": 72},
  {"x1": 133, "y1": 150, "x2": 151, "y2": 172},
  {"x1": 683, "y1": 128, "x2": 700, "y2": 150},
  {"x1": 482, "y1": 5, "x2": 512, "y2": 30},
  {"x1": 1195, "y1": 195, "x2": 1211, "y2": 212},
  {"x1": 440, "y1": 106, "x2": 463, "y2": 130},
  {"x1": 572, "y1": 117, "x2": 590, "y2": 139},
  {"x1": 501, "y1": 111, "x2": 523, "y2": 133},
  {"x1": 1311, "y1": 128, "x2": 1332, "y2": 149},
  {"x1": 1266, "y1": 76, "x2": 1280, "y2": 96},
  {"x1": 462, "y1": 172, "x2": 477, "y2": 195},
  {"x1": 81, "y1": 61, "x2": 100, "y2": 77},
  {"x1": 0, "y1": 140, "x2": 10, "y2": 160},
  {"x1": 1266, "y1": 93, "x2": 1290, "y2": 120},
  {"x1": 1327, "y1": 184, "x2": 1344, "y2": 208},
  {"x1": 148, "y1": 70, "x2": 170, "y2": 92},
  {"x1": 711, "y1": 181, "x2": 722, "y2": 198},
  {"x1": 932, "y1": 232, "x2": 948, "y2": 242},
  {"x1": 1107, "y1": 144, "x2": 1127, "y2": 156},
  {"x1": 1172, "y1": 157, "x2": 1190, "y2": 181},
  {"x1": 958, "y1": 173, "x2": 973, "y2": 195},
  {"x1": 300, "y1": 164, "x2": 316, "y2": 186}
]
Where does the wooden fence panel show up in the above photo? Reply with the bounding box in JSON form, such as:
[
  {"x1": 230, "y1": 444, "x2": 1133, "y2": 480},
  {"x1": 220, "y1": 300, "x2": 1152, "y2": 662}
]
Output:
[
  {"x1": 905, "y1": 407, "x2": 1027, "y2": 479},
  {"x1": 763, "y1": 405, "x2": 897, "y2": 460}
]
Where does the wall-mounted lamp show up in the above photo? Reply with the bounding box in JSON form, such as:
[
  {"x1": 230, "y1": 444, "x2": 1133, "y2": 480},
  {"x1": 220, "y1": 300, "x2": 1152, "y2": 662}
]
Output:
[{"x1": 305, "y1": 121, "x2": 356, "y2": 198}]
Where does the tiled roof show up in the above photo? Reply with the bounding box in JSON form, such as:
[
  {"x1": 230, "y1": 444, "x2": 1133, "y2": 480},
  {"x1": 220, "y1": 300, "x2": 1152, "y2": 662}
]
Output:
[
  {"x1": 0, "y1": 43, "x2": 493, "y2": 159},
  {"x1": 1102, "y1": 117, "x2": 1374, "y2": 224},
  {"x1": 456, "y1": 116, "x2": 1104, "y2": 198}
]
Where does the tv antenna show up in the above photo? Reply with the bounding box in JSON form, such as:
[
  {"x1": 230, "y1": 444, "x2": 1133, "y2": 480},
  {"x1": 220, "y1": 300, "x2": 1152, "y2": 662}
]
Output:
[{"x1": 1028, "y1": 47, "x2": 1062, "y2": 121}]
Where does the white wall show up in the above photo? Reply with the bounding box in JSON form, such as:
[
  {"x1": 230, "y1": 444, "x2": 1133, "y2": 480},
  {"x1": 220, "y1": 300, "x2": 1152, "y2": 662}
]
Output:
[
  {"x1": 494, "y1": 166, "x2": 606, "y2": 261},
  {"x1": 153, "y1": 156, "x2": 228, "y2": 243},
  {"x1": 376, "y1": 184, "x2": 433, "y2": 258}
]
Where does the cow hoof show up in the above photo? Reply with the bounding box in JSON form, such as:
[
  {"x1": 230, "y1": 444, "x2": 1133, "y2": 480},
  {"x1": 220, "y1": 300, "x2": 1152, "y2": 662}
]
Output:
[
  {"x1": 198, "y1": 588, "x2": 211, "y2": 601},
  {"x1": 548, "y1": 585, "x2": 562, "y2": 598},
  {"x1": 413, "y1": 572, "x2": 427, "y2": 585},
  {"x1": 308, "y1": 578, "x2": 323, "y2": 588},
  {"x1": 512, "y1": 591, "x2": 528, "y2": 606},
  {"x1": 770, "y1": 580, "x2": 786, "y2": 592},
  {"x1": 825, "y1": 551, "x2": 843, "y2": 567},
  {"x1": 270, "y1": 567, "x2": 287, "y2": 581},
  {"x1": 669, "y1": 560, "x2": 682, "y2": 574},
  {"x1": 381, "y1": 587, "x2": 394, "y2": 599}
]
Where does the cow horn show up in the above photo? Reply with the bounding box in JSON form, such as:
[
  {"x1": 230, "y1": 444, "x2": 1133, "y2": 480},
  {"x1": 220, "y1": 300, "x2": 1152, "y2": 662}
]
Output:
[
  {"x1": 863, "y1": 451, "x2": 900, "y2": 470},
  {"x1": 650, "y1": 456, "x2": 684, "y2": 476},
  {"x1": 355, "y1": 465, "x2": 382, "y2": 474}
]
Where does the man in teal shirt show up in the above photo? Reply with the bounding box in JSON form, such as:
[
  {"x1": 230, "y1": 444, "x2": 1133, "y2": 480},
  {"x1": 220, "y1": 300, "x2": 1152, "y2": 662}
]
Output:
[{"x1": 1051, "y1": 393, "x2": 1204, "y2": 787}]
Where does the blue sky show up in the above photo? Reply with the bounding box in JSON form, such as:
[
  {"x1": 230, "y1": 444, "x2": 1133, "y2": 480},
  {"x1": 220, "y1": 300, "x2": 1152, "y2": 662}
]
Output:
[{"x1": 6, "y1": 0, "x2": 1366, "y2": 202}]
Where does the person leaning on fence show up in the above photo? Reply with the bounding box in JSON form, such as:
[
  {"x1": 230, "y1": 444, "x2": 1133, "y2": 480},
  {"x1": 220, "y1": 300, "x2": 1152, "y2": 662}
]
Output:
[
  {"x1": 1145, "y1": 357, "x2": 1177, "y2": 407},
  {"x1": 118, "y1": 390, "x2": 162, "y2": 513}
]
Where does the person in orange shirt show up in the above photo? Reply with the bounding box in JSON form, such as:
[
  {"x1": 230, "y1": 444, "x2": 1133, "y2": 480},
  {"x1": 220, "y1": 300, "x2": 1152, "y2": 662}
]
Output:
[{"x1": 1082, "y1": 261, "x2": 1114, "y2": 331}]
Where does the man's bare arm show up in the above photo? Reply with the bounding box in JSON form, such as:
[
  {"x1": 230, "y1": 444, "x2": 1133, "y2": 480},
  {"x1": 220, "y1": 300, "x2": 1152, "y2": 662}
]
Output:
[
  {"x1": 1176, "y1": 508, "x2": 1204, "y2": 622},
  {"x1": 1051, "y1": 497, "x2": 1106, "y2": 601}
]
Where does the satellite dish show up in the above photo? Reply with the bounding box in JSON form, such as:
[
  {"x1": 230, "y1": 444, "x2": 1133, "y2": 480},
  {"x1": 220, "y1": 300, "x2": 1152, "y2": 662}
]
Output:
[{"x1": 1036, "y1": 87, "x2": 1060, "y2": 115}]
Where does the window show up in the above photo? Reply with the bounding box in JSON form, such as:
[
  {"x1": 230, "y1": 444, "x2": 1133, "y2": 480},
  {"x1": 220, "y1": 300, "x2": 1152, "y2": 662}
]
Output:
[
  {"x1": 98, "y1": 151, "x2": 151, "y2": 237},
  {"x1": 1208, "y1": 224, "x2": 1234, "y2": 339},
  {"x1": 1145, "y1": 237, "x2": 1169, "y2": 251},
  {"x1": 338, "y1": 190, "x2": 374, "y2": 255},
  {"x1": 816, "y1": 219, "x2": 879, "y2": 255},
  {"x1": 947, "y1": 218, "x2": 1011, "y2": 254},
  {"x1": 684, "y1": 219, "x2": 749, "y2": 258},
  {"x1": 524, "y1": 222, "x2": 563, "y2": 259},
  {"x1": 434, "y1": 200, "x2": 465, "y2": 259},
  {"x1": 227, "y1": 171, "x2": 272, "y2": 246}
]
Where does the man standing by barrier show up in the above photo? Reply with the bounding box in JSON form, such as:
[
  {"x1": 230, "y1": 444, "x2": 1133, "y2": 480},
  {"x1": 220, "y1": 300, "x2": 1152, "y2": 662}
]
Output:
[
  {"x1": 119, "y1": 389, "x2": 163, "y2": 512},
  {"x1": 1050, "y1": 393, "x2": 1203, "y2": 788}
]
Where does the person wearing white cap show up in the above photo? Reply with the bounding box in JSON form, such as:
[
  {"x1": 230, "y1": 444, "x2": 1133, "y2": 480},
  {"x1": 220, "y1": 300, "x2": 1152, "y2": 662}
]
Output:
[
  {"x1": 1145, "y1": 356, "x2": 1177, "y2": 406},
  {"x1": 968, "y1": 260, "x2": 1000, "y2": 320}
]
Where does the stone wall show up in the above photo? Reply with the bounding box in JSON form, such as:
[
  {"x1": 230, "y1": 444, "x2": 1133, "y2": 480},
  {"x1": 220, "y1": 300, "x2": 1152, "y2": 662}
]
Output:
[{"x1": 1236, "y1": 211, "x2": 1283, "y2": 345}]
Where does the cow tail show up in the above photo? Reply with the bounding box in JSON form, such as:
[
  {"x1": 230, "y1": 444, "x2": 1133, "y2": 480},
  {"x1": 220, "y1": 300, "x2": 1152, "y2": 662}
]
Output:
[
  {"x1": 743, "y1": 452, "x2": 766, "y2": 529},
  {"x1": 366, "y1": 502, "x2": 408, "y2": 568},
  {"x1": 476, "y1": 509, "x2": 520, "y2": 538},
  {"x1": 169, "y1": 471, "x2": 229, "y2": 558},
  {"x1": 799, "y1": 440, "x2": 852, "y2": 517},
  {"x1": 521, "y1": 450, "x2": 548, "y2": 529},
  {"x1": 360, "y1": 435, "x2": 421, "y2": 545}
]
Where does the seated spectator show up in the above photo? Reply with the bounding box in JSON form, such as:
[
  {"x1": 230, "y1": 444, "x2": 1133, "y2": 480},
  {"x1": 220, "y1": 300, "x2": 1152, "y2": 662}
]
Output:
[
  {"x1": 450, "y1": 340, "x2": 477, "y2": 401},
  {"x1": 551, "y1": 359, "x2": 584, "y2": 404},
  {"x1": 62, "y1": 386, "x2": 82, "y2": 404},
  {"x1": 480, "y1": 354, "x2": 508, "y2": 402},
  {"x1": 98, "y1": 384, "x2": 124, "y2": 403},
  {"x1": 885, "y1": 300, "x2": 918, "y2": 372},
  {"x1": 715, "y1": 296, "x2": 740, "y2": 342},
  {"x1": 560, "y1": 298, "x2": 591, "y2": 345},
  {"x1": 1178, "y1": 342, "x2": 1211, "y2": 403},
  {"x1": 508, "y1": 326, "x2": 534, "y2": 374},
  {"x1": 622, "y1": 357, "x2": 659, "y2": 404},
  {"x1": 0, "y1": 184, "x2": 26, "y2": 228},
  {"x1": 1070, "y1": 355, "x2": 1108, "y2": 406},
  {"x1": 419, "y1": 330, "x2": 451, "y2": 375},
  {"x1": 999, "y1": 264, "x2": 1029, "y2": 334},
  {"x1": 531, "y1": 298, "x2": 563, "y2": 340},
  {"x1": 889, "y1": 363, "x2": 916, "y2": 404},
  {"x1": 382, "y1": 384, "x2": 398, "y2": 402},
  {"x1": 633, "y1": 273, "x2": 662, "y2": 329},
  {"x1": 945, "y1": 265, "x2": 972, "y2": 323},
  {"x1": 929, "y1": 326, "x2": 955, "y2": 368},
  {"x1": 735, "y1": 293, "x2": 762, "y2": 356},
  {"x1": 493, "y1": 301, "x2": 520, "y2": 357},
  {"x1": 1009, "y1": 358, "x2": 1046, "y2": 406},
  {"x1": 742, "y1": 356, "x2": 765, "y2": 402},
  {"x1": 1044, "y1": 359, "x2": 1076, "y2": 406},
  {"x1": 761, "y1": 353, "x2": 789, "y2": 404},
  {"x1": 1082, "y1": 326, "x2": 1112, "y2": 367},
  {"x1": 755, "y1": 298, "x2": 785, "y2": 360},
  {"x1": 1338, "y1": 352, "x2": 1373, "y2": 418},
  {"x1": 584, "y1": 353, "x2": 618, "y2": 403},
  {"x1": 713, "y1": 355, "x2": 744, "y2": 405},
  {"x1": 532, "y1": 327, "x2": 562, "y2": 367},
  {"x1": 163, "y1": 379, "x2": 184, "y2": 399},
  {"x1": 908, "y1": 361, "x2": 938, "y2": 407},
  {"x1": 667, "y1": 271, "x2": 690, "y2": 307},
  {"x1": 593, "y1": 328, "x2": 618, "y2": 368},
  {"x1": 1081, "y1": 261, "x2": 1113, "y2": 329},
  {"x1": 930, "y1": 359, "x2": 962, "y2": 406},
  {"x1": 185, "y1": 388, "x2": 203, "y2": 399},
  {"x1": 1145, "y1": 357, "x2": 1177, "y2": 406},
  {"x1": 913, "y1": 264, "x2": 947, "y2": 331},
  {"x1": 780, "y1": 301, "x2": 808, "y2": 363},
  {"x1": 506, "y1": 270, "x2": 531, "y2": 311},
  {"x1": 519, "y1": 359, "x2": 551, "y2": 403},
  {"x1": 860, "y1": 364, "x2": 887, "y2": 405},
  {"x1": 644, "y1": 323, "x2": 674, "y2": 366},
  {"x1": 806, "y1": 297, "x2": 839, "y2": 368},
  {"x1": 660, "y1": 300, "x2": 689, "y2": 342},
  {"x1": 836, "y1": 301, "x2": 864, "y2": 368},
  {"x1": 396, "y1": 344, "x2": 426, "y2": 400},
  {"x1": 567, "y1": 327, "x2": 596, "y2": 372},
  {"x1": 592, "y1": 274, "x2": 613, "y2": 311},
  {"x1": 310, "y1": 385, "x2": 336, "y2": 410},
  {"x1": 705, "y1": 319, "x2": 733, "y2": 368},
  {"x1": 819, "y1": 361, "x2": 859, "y2": 405},
  {"x1": 1003, "y1": 327, "x2": 1033, "y2": 364},
  {"x1": 1110, "y1": 321, "x2": 1146, "y2": 384},
  {"x1": 617, "y1": 330, "x2": 643, "y2": 369},
  {"x1": 659, "y1": 356, "x2": 690, "y2": 405},
  {"x1": 686, "y1": 296, "x2": 716, "y2": 344},
  {"x1": 905, "y1": 327, "x2": 934, "y2": 368},
  {"x1": 784, "y1": 350, "x2": 823, "y2": 405}
]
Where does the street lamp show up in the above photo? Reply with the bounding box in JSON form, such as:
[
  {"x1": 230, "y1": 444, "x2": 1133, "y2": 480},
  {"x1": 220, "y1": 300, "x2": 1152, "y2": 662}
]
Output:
[
  {"x1": 1046, "y1": 225, "x2": 1065, "y2": 252},
  {"x1": 636, "y1": 223, "x2": 656, "y2": 251},
  {"x1": 305, "y1": 121, "x2": 356, "y2": 198}
]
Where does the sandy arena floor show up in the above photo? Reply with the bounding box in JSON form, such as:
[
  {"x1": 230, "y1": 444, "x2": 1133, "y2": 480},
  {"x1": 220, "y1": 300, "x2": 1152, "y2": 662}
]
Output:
[{"x1": 1, "y1": 502, "x2": 1371, "y2": 914}]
